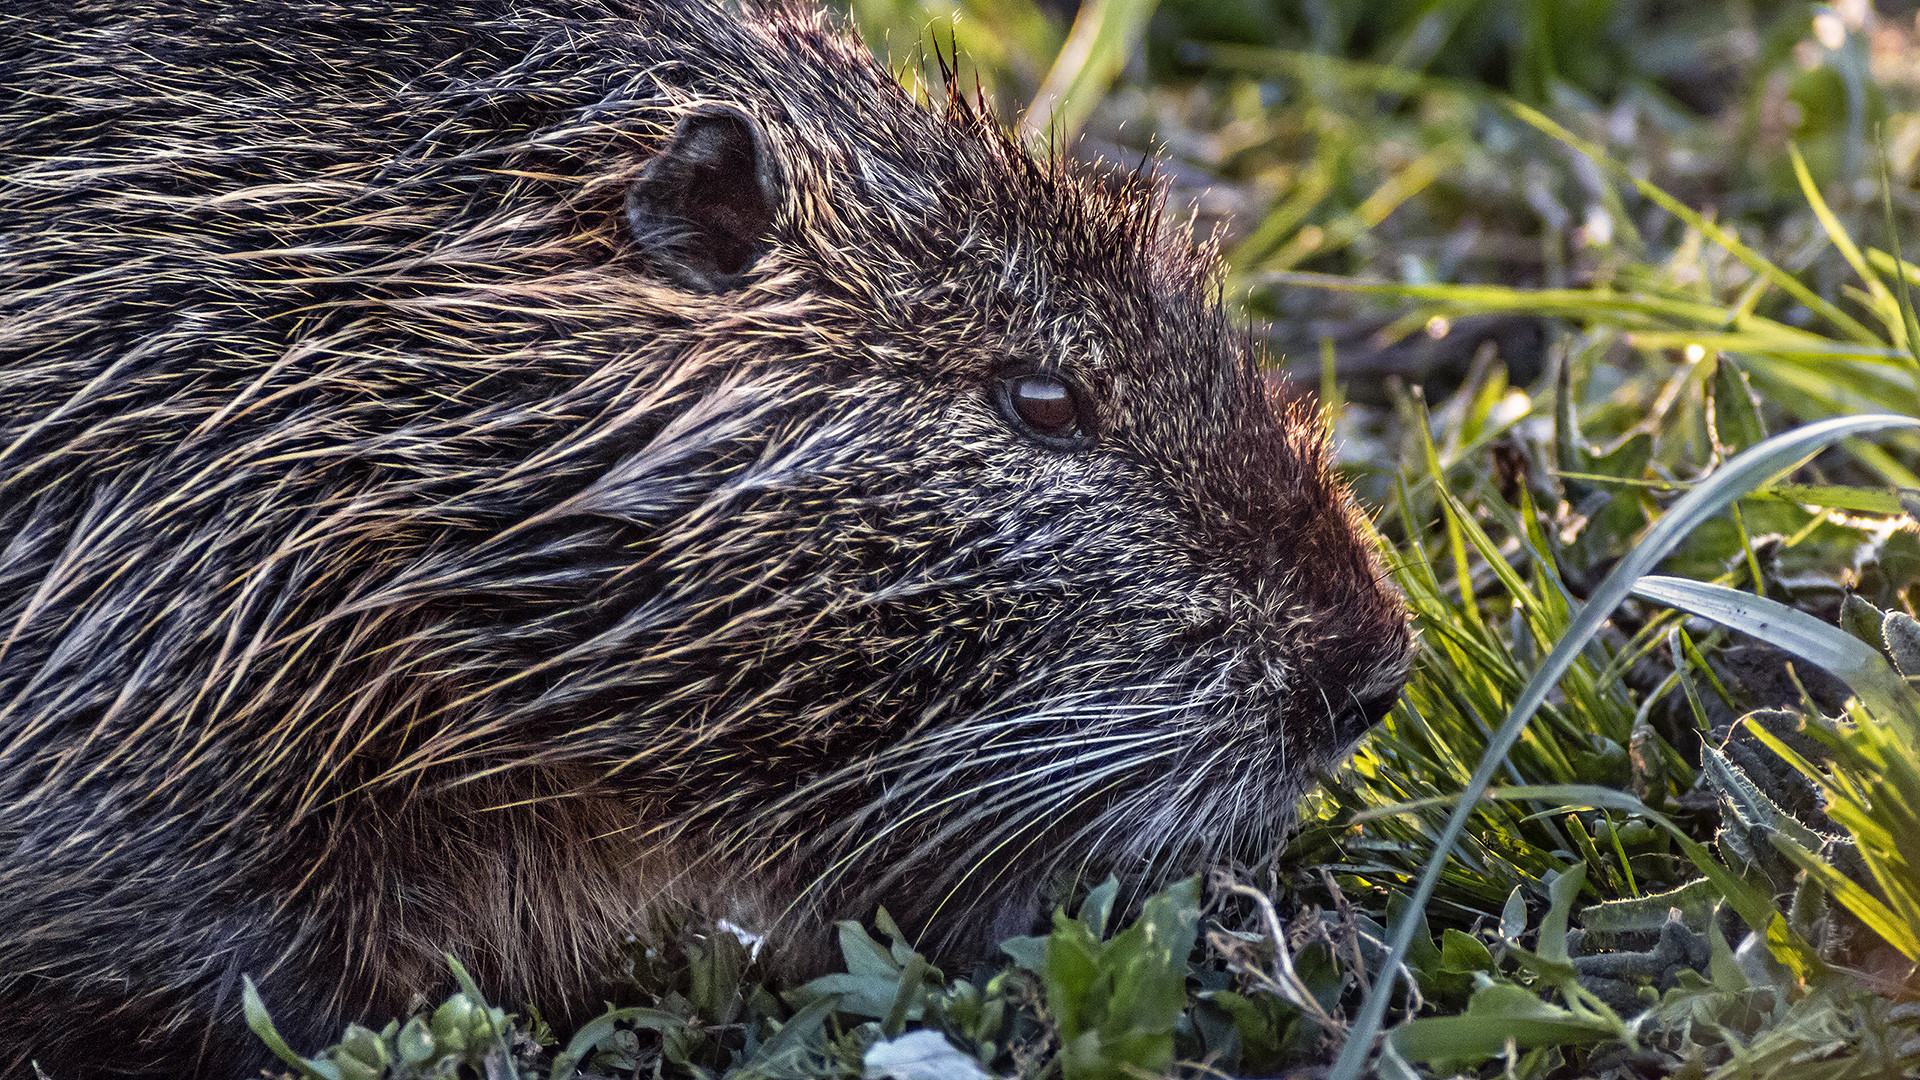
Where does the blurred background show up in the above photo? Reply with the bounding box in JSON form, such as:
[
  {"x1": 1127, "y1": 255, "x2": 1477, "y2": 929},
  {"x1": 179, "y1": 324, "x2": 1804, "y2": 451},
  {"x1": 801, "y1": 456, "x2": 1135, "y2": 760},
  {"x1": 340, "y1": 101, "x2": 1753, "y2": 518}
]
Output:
[{"x1": 835, "y1": 0, "x2": 1920, "y2": 475}]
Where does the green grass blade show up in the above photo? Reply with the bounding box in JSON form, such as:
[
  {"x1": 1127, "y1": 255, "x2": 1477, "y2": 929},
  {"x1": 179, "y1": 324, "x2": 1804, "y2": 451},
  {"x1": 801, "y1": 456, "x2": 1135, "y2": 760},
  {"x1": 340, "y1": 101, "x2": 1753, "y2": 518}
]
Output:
[
  {"x1": 1787, "y1": 143, "x2": 1902, "y2": 341},
  {"x1": 1018, "y1": 0, "x2": 1158, "y2": 145},
  {"x1": 1327, "y1": 413, "x2": 1920, "y2": 1080},
  {"x1": 1628, "y1": 575, "x2": 1920, "y2": 736},
  {"x1": 1622, "y1": 332, "x2": 1917, "y2": 365},
  {"x1": 1504, "y1": 102, "x2": 1884, "y2": 345},
  {"x1": 1260, "y1": 273, "x2": 1740, "y2": 327}
]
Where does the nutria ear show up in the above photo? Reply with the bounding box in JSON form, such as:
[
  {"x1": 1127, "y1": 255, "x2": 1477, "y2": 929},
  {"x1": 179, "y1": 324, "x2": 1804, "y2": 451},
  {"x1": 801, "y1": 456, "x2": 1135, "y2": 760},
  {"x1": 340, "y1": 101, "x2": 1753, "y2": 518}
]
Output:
[{"x1": 626, "y1": 106, "x2": 780, "y2": 292}]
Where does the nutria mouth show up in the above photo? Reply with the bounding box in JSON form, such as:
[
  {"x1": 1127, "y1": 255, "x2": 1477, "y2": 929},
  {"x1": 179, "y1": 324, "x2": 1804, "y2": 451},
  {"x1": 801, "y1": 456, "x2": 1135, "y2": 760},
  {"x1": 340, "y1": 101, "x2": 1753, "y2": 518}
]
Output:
[{"x1": 0, "y1": 0, "x2": 1411, "y2": 1074}]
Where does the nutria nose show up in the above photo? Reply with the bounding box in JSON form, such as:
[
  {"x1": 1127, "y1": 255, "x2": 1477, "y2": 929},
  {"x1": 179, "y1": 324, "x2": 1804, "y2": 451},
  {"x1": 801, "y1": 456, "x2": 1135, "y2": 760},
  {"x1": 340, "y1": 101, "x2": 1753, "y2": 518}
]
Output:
[
  {"x1": 1330, "y1": 686, "x2": 1404, "y2": 746},
  {"x1": 1357, "y1": 688, "x2": 1399, "y2": 728}
]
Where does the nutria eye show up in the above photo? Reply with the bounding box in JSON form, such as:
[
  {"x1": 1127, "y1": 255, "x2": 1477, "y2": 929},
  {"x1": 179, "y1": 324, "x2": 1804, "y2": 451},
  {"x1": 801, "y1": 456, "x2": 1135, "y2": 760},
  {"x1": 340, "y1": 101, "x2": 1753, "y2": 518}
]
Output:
[{"x1": 996, "y1": 372, "x2": 1093, "y2": 449}]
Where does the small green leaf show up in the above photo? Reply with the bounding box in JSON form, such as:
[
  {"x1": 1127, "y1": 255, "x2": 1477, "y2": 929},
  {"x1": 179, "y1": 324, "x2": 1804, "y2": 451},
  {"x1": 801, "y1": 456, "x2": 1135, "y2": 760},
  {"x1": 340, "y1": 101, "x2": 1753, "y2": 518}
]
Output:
[
  {"x1": 1388, "y1": 982, "x2": 1616, "y2": 1065},
  {"x1": 1079, "y1": 877, "x2": 1119, "y2": 940},
  {"x1": 798, "y1": 972, "x2": 907, "y2": 1020},
  {"x1": 396, "y1": 1018, "x2": 435, "y2": 1067},
  {"x1": 443, "y1": 955, "x2": 490, "y2": 1010},
  {"x1": 547, "y1": 1008, "x2": 683, "y2": 1080},
  {"x1": 1537, "y1": 866, "x2": 1585, "y2": 965},
  {"x1": 242, "y1": 977, "x2": 341, "y2": 1080},
  {"x1": 1199, "y1": 990, "x2": 1285, "y2": 1071},
  {"x1": 840, "y1": 920, "x2": 904, "y2": 979},
  {"x1": 998, "y1": 933, "x2": 1048, "y2": 974},
  {"x1": 1043, "y1": 916, "x2": 1101, "y2": 1041},
  {"x1": 330, "y1": 1023, "x2": 390, "y2": 1080},
  {"x1": 1841, "y1": 593, "x2": 1889, "y2": 649},
  {"x1": 875, "y1": 908, "x2": 921, "y2": 969},
  {"x1": 881, "y1": 953, "x2": 931, "y2": 1037},
  {"x1": 1710, "y1": 356, "x2": 1769, "y2": 453},
  {"x1": 1581, "y1": 879, "x2": 1724, "y2": 936},
  {"x1": 1439, "y1": 930, "x2": 1494, "y2": 973},
  {"x1": 1037, "y1": 877, "x2": 1199, "y2": 1080},
  {"x1": 1502, "y1": 886, "x2": 1529, "y2": 942},
  {"x1": 741, "y1": 995, "x2": 837, "y2": 1074},
  {"x1": 429, "y1": 995, "x2": 475, "y2": 1054},
  {"x1": 1388, "y1": 891, "x2": 1443, "y2": 979},
  {"x1": 1885, "y1": 610, "x2": 1920, "y2": 678}
]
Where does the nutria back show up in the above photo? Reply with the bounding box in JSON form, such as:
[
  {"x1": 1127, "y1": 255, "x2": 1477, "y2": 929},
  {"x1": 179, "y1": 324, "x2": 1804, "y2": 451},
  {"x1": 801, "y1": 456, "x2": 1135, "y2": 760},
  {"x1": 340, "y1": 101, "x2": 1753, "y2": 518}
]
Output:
[{"x1": 0, "y1": 1, "x2": 1412, "y2": 1075}]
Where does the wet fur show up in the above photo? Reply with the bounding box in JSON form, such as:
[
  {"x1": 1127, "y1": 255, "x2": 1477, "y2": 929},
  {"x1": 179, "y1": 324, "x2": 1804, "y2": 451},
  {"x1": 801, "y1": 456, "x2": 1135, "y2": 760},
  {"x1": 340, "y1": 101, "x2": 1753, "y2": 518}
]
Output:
[{"x1": 0, "y1": 1, "x2": 1413, "y2": 1075}]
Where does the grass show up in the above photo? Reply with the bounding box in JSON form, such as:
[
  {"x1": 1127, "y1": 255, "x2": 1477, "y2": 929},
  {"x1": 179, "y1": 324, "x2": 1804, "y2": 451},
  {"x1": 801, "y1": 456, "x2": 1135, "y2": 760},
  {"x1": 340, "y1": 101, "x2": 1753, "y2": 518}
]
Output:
[{"x1": 256, "y1": 1, "x2": 1920, "y2": 1077}]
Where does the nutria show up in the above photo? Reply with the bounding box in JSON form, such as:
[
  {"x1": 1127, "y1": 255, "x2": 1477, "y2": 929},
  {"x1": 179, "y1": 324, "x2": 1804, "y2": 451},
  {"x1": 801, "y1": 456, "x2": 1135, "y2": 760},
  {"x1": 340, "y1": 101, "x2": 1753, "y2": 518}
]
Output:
[{"x1": 0, "y1": 0, "x2": 1413, "y2": 1075}]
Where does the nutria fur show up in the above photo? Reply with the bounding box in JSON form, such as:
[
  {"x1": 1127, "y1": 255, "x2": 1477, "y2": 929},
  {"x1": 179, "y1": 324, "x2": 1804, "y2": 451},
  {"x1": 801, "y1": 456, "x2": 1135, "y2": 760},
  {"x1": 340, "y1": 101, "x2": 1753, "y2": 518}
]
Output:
[{"x1": 0, "y1": 0, "x2": 1412, "y2": 1075}]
